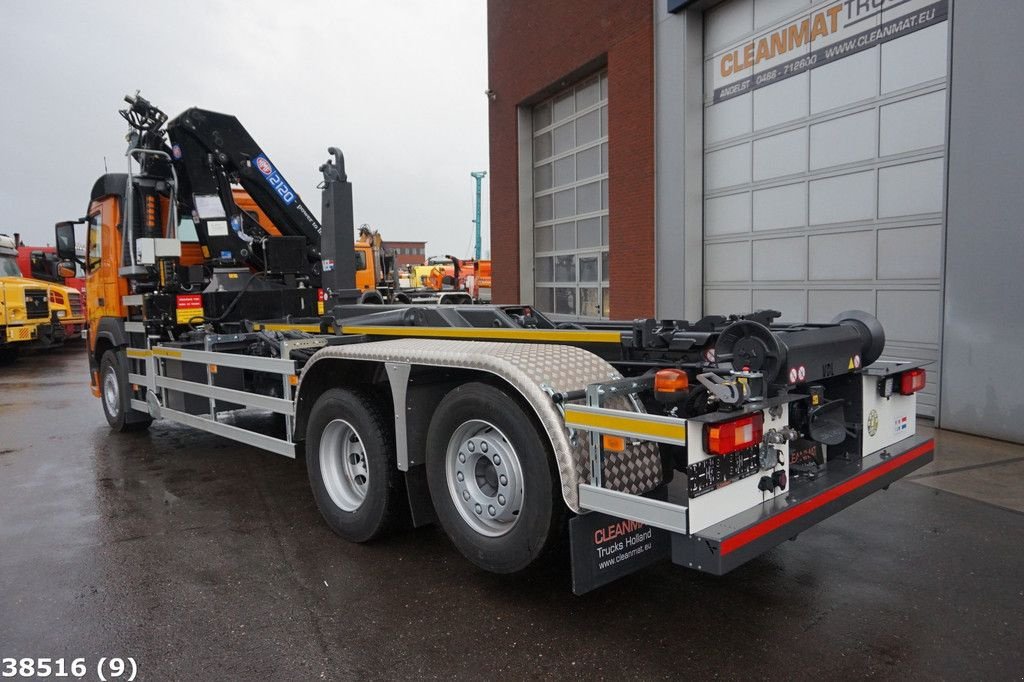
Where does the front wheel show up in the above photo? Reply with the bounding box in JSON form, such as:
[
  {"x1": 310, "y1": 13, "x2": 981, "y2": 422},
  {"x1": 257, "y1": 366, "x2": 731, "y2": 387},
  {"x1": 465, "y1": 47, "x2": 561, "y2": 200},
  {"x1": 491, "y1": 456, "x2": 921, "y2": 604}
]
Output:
[
  {"x1": 100, "y1": 349, "x2": 152, "y2": 432},
  {"x1": 305, "y1": 388, "x2": 404, "y2": 542},
  {"x1": 426, "y1": 382, "x2": 564, "y2": 574}
]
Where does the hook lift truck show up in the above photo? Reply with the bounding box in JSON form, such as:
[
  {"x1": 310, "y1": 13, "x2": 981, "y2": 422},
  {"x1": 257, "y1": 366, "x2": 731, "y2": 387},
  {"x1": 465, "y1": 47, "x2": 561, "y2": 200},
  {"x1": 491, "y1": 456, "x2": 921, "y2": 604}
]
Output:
[{"x1": 56, "y1": 94, "x2": 933, "y2": 594}]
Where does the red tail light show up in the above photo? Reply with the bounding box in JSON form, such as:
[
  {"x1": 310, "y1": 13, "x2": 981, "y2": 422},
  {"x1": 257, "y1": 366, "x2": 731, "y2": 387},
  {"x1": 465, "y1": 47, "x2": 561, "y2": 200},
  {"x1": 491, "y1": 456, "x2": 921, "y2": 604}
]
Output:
[
  {"x1": 705, "y1": 413, "x2": 764, "y2": 455},
  {"x1": 899, "y1": 368, "x2": 926, "y2": 395}
]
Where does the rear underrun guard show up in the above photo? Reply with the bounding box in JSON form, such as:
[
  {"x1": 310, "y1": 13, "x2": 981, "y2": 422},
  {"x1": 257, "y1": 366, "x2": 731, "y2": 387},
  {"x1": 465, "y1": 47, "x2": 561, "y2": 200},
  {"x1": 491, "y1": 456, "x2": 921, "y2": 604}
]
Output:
[
  {"x1": 570, "y1": 435, "x2": 934, "y2": 594},
  {"x1": 672, "y1": 434, "x2": 935, "y2": 574}
]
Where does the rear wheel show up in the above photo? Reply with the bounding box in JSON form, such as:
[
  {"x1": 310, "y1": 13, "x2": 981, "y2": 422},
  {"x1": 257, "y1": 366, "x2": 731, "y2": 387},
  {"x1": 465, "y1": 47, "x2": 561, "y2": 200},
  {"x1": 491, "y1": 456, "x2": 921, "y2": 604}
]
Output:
[
  {"x1": 305, "y1": 388, "x2": 404, "y2": 542},
  {"x1": 426, "y1": 382, "x2": 563, "y2": 574},
  {"x1": 100, "y1": 349, "x2": 152, "y2": 432}
]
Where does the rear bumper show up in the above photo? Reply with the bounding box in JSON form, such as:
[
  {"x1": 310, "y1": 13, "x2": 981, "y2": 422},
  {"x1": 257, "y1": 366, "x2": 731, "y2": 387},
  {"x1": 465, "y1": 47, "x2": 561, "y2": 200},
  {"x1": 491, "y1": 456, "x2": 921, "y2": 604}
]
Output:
[{"x1": 672, "y1": 434, "x2": 935, "y2": 574}]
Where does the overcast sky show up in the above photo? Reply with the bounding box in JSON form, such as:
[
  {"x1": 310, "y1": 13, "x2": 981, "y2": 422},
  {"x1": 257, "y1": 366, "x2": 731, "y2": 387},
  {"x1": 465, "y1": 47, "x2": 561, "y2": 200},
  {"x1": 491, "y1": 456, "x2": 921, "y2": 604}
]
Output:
[{"x1": 0, "y1": 0, "x2": 490, "y2": 258}]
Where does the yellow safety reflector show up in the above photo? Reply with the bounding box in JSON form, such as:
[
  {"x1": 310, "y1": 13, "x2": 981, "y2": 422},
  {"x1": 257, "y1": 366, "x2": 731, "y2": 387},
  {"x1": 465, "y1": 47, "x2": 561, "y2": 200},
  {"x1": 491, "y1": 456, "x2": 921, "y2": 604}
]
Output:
[
  {"x1": 602, "y1": 434, "x2": 626, "y2": 452},
  {"x1": 848, "y1": 357, "x2": 855, "y2": 370}
]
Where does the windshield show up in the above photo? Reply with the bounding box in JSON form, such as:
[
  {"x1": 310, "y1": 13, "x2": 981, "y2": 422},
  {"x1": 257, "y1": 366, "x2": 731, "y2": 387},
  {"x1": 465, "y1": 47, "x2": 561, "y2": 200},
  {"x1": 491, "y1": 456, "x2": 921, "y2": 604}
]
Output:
[{"x1": 0, "y1": 255, "x2": 22, "y2": 277}]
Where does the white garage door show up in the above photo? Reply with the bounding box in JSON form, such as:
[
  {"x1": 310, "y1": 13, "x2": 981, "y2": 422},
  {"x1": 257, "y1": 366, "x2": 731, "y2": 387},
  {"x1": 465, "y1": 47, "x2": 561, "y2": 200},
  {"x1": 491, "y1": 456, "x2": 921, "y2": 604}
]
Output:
[{"x1": 702, "y1": 0, "x2": 948, "y2": 416}]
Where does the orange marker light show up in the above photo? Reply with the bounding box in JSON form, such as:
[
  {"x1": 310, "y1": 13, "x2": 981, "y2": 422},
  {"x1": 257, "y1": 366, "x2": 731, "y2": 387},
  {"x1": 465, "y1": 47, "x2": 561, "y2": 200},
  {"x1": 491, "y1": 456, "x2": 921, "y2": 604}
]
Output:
[
  {"x1": 602, "y1": 434, "x2": 626, "y2": 452},
  {"x1": 654, "y1": 368, "x2": 689, "y2": 394}
]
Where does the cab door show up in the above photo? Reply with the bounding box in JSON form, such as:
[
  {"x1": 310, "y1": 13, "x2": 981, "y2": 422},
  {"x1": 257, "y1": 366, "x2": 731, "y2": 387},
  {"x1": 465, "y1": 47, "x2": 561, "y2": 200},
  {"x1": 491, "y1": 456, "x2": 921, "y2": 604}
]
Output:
[{"x1": 84, "y1": 198, "x2": 127, "y2": 350}]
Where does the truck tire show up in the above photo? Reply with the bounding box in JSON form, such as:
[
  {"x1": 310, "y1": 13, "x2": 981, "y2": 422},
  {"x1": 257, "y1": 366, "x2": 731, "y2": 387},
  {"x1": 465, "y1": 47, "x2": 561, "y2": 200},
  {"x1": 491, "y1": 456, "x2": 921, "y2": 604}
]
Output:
[
  {"x1": 100, "y1": 349, "x2": 153, "y2": 432},
  {"x1": 425, "y1": 382, "x2": 564, "y2": 574},
  {"x1": 305, "y1": 388, "x2": 404, "y2": 542}
]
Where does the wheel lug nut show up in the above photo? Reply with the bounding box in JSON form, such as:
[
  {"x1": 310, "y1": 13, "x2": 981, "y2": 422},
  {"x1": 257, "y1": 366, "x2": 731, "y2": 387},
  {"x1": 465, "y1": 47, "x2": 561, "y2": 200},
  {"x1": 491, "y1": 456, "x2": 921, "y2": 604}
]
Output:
[
  {"x1": 488, "y1": 505, "x2": 496, "y2": 516},
  {"x1": 481, "y1": 441, "x2": 488, "y2": 453},
  {"x1": 458, "y1": 453, "x2": 466, "y2": 463},
  {"x1": 498, "y1": 495, "x2": 506, "y2": 505},
  {"x1": 493, "y1": 454, "x2": 501, "y2": 465},
  {"x1": 474, "y1": 504, "x2": 482, "y2": 515},
  {"x1": 457, "y1": 472, "x2": 464, "y2": 482},
  {"x1": 463, "y1": 490, "x2": 470, "y2": 501},
  {"x1": 468, "y1": 441, "x2": 475, "y2": 452},
  {"x1": 499, "y1": 475, "x2": 508, "y2": 486}
]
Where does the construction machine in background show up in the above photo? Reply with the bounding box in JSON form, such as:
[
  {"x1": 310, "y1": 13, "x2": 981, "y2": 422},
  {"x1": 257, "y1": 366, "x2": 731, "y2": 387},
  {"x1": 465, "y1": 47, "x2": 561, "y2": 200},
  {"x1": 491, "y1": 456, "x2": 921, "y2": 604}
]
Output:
[
  {"x1": 0, "y1": 234, "x2": 84, "y2": 362},
  {"x1": 55, "y1": 93, "x2": 933, "y2": 593},
  {"x1": 409, "y1": 255, "x2": 491, "y2": 302},
  {"x1": 12, "y1": 235, "x2": 87, "y2": 337}
]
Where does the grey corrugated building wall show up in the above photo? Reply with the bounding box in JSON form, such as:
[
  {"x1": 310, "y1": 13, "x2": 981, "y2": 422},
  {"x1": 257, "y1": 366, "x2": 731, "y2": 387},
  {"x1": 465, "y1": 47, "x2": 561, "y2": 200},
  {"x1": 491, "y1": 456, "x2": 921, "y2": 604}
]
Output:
[{"x1": 939, "y1": 0, "x2": 1024, "y2": 443}]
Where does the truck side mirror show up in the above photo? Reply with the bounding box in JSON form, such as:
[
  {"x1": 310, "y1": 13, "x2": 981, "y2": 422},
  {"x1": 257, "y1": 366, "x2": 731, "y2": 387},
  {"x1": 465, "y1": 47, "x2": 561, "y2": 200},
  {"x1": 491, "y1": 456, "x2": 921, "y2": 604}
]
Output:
[{"x1": 54, "y1": 221, "x2": 83, "y2": 263}]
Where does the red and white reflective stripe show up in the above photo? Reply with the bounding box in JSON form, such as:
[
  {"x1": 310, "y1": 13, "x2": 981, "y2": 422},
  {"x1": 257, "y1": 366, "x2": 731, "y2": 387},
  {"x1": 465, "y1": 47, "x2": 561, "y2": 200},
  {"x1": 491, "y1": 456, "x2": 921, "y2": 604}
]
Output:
[{"x1": 719, "y1": 441, "x2": 934, "y2": 555}]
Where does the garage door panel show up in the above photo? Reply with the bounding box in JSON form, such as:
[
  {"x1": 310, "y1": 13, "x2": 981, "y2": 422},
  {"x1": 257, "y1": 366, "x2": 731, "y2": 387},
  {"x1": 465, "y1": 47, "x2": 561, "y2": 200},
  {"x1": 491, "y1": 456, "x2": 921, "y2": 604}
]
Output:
[
  {"x1": 753, "y1": 289, "x2": 807, "y2": 322},
  {"x1": 705, "y1": 142, "x2": 751, "y2": 190},
  {"x1": 754, "y1": 72, "x2": 808, "y2": 130},
  {"x1": 809, "y1": 230, "x2": 874, "y2": 280},
  {"x1": 878, "y1": 158, "x2": 944, "y2": 218},
  {"x1": 809, "y1": 170, "x2": 876, "y2": 225},
  {"x1": 706, "y1": 0, "x2": 753, "y2": 53},
  {"x1": 703, "y1": 0, "x2": 948, "y2": 416},
  {"x1": 881, "y1": 23, "x2": 948, "y2": 94},
  {"x1": 810, "y1": 47, "x2": 880, "y2": 114},
  {"x1": 753, "y1": 0, "x2": 810, "y2": 31},
  {"x1": 877, "y1": 289, "x2": 941, "y2": 344},
  {"x1": 877, "y1": 224, "x2": 943, "y2": 279},
  {"x1": 706, "y1": 192, "x2": 751, "y2": 236},
  {"x1": 752, "y1": 236, "x2": 806, "y2": 281},
  {"x1": 809, "y1": 110, "x2": 877, "y2": 170},
  {"x1": 705, "y1": 242, "x2": 751, "y2": 282},
  {"x1": 706, "y1": 92, "x2": 752, "y2": 144},
  {"x1": 879, "y1": 91, "x2": 946, "y2": 156},
  {"x1": 753, "y1": 182, "x2": 806, "y2": 231},
  {"x1": 808, "y1": 289, "x2": 876, "y2": 320},
  {"x1": 706, "y1": 288, "x2": 751, "y2": 314},
  {"x1": 753, "y1": 128, "x2": 807, "y2": 181}
]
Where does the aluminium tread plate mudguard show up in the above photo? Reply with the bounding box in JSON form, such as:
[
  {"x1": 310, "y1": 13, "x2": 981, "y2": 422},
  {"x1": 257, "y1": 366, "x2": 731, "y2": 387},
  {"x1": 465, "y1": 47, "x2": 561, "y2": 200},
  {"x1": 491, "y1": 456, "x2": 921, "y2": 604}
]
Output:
[{"x1": 297, "y1": 338, "x2": 665, "y2": 512}]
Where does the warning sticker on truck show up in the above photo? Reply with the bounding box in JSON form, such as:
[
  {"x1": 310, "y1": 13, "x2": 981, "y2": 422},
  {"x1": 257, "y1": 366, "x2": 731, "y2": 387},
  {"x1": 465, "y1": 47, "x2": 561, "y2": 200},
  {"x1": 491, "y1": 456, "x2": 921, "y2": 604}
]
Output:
[{"x1": 175, "y1": 294, "x2": 204, "y2": 325}]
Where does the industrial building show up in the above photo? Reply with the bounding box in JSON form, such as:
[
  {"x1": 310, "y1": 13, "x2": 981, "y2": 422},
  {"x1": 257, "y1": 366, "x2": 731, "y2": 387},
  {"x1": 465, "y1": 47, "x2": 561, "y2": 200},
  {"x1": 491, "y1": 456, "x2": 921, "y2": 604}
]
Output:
[
  {"x1": 487, "y1": 0, "x2": 1024, "y2": 441},
  {"x1": 381, "y1": 240, "x2": 427, "y2": 269}
]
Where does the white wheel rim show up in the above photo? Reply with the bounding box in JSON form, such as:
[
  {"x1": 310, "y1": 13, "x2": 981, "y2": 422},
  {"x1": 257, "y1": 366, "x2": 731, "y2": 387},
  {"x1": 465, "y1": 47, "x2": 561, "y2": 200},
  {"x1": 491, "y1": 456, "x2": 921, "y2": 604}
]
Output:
[
  {"x1": 320, "y1": 419, "x2": 369, "y2": 512},
  {"x1": 103, "y1": 367, "x2": 120, "y2": 417},
  {"x1": 445, "y1": 419, "x2": 524, "y2": 537}
]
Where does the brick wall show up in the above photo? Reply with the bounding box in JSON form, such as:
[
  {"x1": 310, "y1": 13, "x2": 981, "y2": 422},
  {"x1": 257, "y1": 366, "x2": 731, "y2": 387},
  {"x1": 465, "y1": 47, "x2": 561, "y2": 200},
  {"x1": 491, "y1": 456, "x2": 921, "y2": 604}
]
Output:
[{"x1": 487, "y1": 0, "x2": 656, "y2": 319}]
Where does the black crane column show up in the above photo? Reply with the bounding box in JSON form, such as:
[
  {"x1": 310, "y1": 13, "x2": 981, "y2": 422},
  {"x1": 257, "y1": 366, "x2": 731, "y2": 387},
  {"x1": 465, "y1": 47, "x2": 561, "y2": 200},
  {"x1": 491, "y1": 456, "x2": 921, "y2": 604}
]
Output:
[{"x1": 320, "y1": 147, "x2": 360, "y2": 305}]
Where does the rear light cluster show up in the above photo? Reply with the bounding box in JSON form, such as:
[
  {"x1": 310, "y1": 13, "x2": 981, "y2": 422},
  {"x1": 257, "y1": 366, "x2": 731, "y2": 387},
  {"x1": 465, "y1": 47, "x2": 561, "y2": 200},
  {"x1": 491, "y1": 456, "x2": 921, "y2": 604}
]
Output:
[
  {"x1": 705, "y1": 413, "x2": 764, "y2": 456},
  {"x1": 899, "y1": 368, "x2": 926, "y2": 395}
]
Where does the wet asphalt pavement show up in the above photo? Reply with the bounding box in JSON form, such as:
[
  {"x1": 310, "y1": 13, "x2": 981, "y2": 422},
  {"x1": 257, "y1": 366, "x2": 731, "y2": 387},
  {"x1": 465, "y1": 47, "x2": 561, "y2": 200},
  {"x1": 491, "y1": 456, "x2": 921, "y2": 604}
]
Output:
[{"x1": 1, "y1": 346, "x2": 1022, "y2": 680}]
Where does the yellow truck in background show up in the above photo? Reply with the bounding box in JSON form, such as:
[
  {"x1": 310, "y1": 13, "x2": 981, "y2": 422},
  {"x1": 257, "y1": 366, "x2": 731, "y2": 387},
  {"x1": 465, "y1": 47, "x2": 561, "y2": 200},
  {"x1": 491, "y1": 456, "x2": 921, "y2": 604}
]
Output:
[{"x1": 0, "y1": 234, "x2": 84, "y2": 363}]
